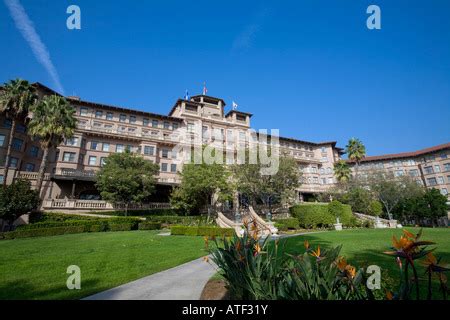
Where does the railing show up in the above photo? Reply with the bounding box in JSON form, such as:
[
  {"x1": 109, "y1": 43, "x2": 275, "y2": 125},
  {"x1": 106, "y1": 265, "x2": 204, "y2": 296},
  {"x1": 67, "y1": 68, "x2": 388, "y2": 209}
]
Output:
[{"x1": 42, "y1": 199, "x2": 171, "y2": 211}]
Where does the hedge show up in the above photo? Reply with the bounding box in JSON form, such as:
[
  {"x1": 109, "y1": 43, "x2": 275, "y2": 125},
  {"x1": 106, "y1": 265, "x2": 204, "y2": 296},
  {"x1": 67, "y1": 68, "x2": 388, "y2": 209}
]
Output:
[
  {"x1": 138, "y1": 222, "x2": 162, "y2": 230},
  {"x1": 273, "y1": 218, "x2": 299, "y2": 231},
  {"x1": 289, "y1": 202, "x2": 355, "y2": 229},
  {"x1": 82, "y1": 208, "x2": 182, "y2": 217},
  {"x1": 0, "y1": 226, "x2": 86, "y2": 240},
  {"x1": 170, "y1": 226, "x2": 235, "y2": 237},
  {"x1": 145, "y1": 215, "x2": 211, "y2": 226}
]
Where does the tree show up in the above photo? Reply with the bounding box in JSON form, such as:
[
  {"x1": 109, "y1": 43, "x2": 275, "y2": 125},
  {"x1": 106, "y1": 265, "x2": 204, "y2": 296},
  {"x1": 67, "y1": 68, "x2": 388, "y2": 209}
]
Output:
[
  {"x1": 232, "y1": 153, "x2": 301, "y2": 211},
  {"x1": 366, "y1": 172, "x2": 424, "y2": 220},
  {"x1": 170, "y1": 160, "x2": 232, "y2": 216},
  {"x1": 333, "y1": 160, "x2": 351, "y2": 183},
  {"x1": 404, "y1": 189, "x2": 448, "y2": 226},
  {"x1": 345, "y1": 138, "x2": 366, "y2": 178},
  {"x1": 95, "y1": 151, "x2": 159, "y2": 216},
  {"x1": 0, "y1": 79, "x2": 38, "y2": 186},
  {"x1": 0, "y1": 179, "x2": 40, "y2": 231},
  {"x1": 340, "y1": 186, "x2": 373, "y2": 214},
  {"x1": 28, "y1": 95, "x2": 77, "y2": 196}
]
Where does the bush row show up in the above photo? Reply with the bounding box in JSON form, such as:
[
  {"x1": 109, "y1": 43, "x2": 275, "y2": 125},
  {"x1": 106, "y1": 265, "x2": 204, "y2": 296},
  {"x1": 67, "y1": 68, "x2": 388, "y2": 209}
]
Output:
[
  {"x1": 170, "y1": 226, "x2": 235, "y2": 237},
  {"x1": 145, "y1": 215, "x2": 212, "y2": 226},
  {"x1": 289, "y1": 201, "x2": 356, "y2": 229},
  {"x1": 273, "y1": 218, "x2": 300, "y2": 231},
  {"x1": 1, "y1": 221, "x2": 161, "y2": 240}
]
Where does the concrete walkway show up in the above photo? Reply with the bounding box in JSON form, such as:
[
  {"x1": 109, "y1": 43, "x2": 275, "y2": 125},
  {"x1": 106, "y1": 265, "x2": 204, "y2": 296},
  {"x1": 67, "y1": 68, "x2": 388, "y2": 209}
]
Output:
[{"x1": 84, "y1": 257, "x2": 216, "y2": 300}]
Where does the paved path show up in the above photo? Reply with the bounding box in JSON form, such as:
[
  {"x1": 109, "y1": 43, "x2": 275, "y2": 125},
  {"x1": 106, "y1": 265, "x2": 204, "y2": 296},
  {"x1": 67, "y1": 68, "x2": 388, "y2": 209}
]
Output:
[{"x1": 84, "y1": 257, "x2": 216, "y2": 300}]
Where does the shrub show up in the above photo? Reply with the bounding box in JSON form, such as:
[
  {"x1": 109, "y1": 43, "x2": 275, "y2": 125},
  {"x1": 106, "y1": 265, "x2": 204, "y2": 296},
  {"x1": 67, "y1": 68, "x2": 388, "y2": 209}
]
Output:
[
  {"x1": 290, "y1": 204, "x2": 334, "y2": 228},
  {"x1": 170, "y1": 226, "x2": 234, "y2": 237},
  {"x1": 327, "y1": 200, "x2": 354, "y2": 226},
  {"x1": 274, "y1": 218, "x2": 299, "y2": 231},
  {"x1": 108, "y1": 223, "x2": 135, "y2": 232},
  {"x1": 368, "y1": 200, "x2": 383, "y2": 216},
  {"x1": 0, "y1": 226, "x2": 86, "y2": 240},
  {"x1": 145, "y1": 215, "x2": 212, "y2": 226},
  {"x1": 138, "y1": 222, "x2": 162, "y2": 230}
]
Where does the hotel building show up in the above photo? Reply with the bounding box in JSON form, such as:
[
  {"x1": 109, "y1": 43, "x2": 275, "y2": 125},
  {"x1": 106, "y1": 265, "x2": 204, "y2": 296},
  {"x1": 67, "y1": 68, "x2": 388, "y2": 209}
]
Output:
[
  {"x1": 347, "y1": 143, "x2": 450, "y2": 201},
  {"x1": 0, "y1": 83, "x2": 343, "y2": 210}
]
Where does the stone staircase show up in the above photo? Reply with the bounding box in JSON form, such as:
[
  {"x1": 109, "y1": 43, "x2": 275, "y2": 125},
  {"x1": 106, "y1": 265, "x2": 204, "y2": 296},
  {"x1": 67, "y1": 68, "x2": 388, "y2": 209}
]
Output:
[{"x1": 216, "y1": 206, "x2": 278, "y2": 237}]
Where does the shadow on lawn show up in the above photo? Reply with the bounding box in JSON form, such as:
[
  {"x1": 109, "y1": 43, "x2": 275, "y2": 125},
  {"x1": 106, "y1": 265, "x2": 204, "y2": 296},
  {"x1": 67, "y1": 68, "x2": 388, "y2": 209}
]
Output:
[{"x1": 0, "y1": 278, "x2": 101, "y2": 300}]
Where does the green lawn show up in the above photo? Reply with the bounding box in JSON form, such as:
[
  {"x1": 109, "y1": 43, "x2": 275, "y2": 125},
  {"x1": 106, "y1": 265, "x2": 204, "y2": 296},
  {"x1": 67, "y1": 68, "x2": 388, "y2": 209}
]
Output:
[
  {"x1": 279, "y1": 228, "x2": 450, "y2": 298},
  {"x1": 0, "y1": 231, "x2": 207, "y2": 300}
]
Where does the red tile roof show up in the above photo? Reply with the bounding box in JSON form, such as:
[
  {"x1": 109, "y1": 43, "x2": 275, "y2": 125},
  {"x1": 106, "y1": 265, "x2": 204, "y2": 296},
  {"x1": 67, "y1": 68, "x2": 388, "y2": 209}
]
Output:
[{"x1": 347, "y1": 142, "x2": 450, "y2": 163}]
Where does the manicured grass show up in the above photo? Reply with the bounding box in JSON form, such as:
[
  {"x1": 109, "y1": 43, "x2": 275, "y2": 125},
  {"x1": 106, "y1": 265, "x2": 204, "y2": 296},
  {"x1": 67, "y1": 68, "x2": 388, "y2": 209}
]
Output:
[
  {"x1": 279, "y1": 228, "x2": 450, "y2": 298},
  {"x1": 0, "y1": 231, "x2": 207, "y2": 300}
]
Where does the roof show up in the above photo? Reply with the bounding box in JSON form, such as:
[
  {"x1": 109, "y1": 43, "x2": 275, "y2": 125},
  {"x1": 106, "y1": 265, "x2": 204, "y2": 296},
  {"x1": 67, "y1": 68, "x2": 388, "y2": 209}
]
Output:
[
  {"x1": 33, "y1": 82, "x2": 63, "y2": 96},
  {"x1": 67, "y1": 97, "x2": 183, "y2": 122},
  {"x1": 256, "y1": 132, "x2": 340, "y2": 148},
  {"x1": 168, "y1": 99, "x2": 202, "y2": 116},
  {"x1": 346, "y1": 142, "x2": 450, "y2": 163},
  {"x1": 225, "y1": 110, "x2": 253, "y2": 118},
  {"x1": 190, "y1": 95, "x2": 226, "y2": 106}
]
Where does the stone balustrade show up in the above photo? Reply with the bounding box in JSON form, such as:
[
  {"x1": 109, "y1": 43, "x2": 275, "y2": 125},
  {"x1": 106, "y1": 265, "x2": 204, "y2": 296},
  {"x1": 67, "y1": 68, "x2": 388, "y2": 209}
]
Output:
[{"x1": 42, "y1": 199, "x2": 171, "y2": 211}]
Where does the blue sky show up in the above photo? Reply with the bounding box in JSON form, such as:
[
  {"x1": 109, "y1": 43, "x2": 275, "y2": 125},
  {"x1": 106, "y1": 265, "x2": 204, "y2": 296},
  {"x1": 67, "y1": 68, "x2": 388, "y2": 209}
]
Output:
[{"x1": 1, "y1": 0, "x2": 449, "y2": 156}]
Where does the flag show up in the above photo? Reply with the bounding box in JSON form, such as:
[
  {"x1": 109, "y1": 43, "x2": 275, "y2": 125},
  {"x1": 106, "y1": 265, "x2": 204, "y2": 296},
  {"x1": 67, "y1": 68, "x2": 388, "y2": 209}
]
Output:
[
  {"x1": 184, "y1": 90, "x2": 189, "y2": 100},
  {"x1": 202, "y1": 82, "x2": 208, "y2": 95},
  {"x1": 232, "y1": 101, "x2": 238, "y2": 110}
]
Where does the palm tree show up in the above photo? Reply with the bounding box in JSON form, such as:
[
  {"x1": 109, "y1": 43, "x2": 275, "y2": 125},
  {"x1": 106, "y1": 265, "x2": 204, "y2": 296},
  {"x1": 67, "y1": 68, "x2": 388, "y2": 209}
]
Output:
[
  {"x1": 345, "y1": 138, "x2": 366, "y2": 178},
  {"x1": 0, "y1": 79, "x2": 38, "y2": 186},
  {"x1": 333, "y1": 160, "x2": 351, "y2": 183},
  {"x1": 28, "y1": 95, "x2": 77, "y2": 196}
]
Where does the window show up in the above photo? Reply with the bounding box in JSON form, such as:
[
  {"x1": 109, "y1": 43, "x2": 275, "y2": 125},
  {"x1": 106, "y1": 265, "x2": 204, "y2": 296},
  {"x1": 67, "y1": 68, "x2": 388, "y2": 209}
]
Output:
[
  {"x1": 95, "y1": 110, "x2": 103, "y2": 118},
  {"x1": 102, "y1": 143, "x2": 110, "y2": 152},
  {"x1": 63, "y1": 152, "x2": 76, "y2": 162},
  {"x1": 409, "y1": 169, "x2": 419, "y2": 177},
  {"x1": 162, "y1": 149, "x2": 169, "y2": 158},
  {"x1": 0, "y1": 134, "x2": 5, "y2": 146},
  {"x1": 152, "y1": 120, "x2": 159, "y2": 128},
  {"x1": 440, "y1": 153, "x2": 448, "y2": 160},
  {"x1": 93, "y1": 122, "x2": 102, "y2": 128},
  {"x1": 80, "y1": 107, "x2": 88, "y2": 116},
  {"x1": 29, "y1": 146, "x2": 39, "y2": 157},
  {"x1": 16, "y1": 124, "x2": 26, "y2": 133},
  {"x1": 88, "y1": 156, "x2": 97, "y2": 166},
  {"x1": 434, "y1": 165, "x2": 441, "y2": 173},
  {"x1": 66, "y1": 137, "x2": 79, "y2": 146},
  {"x1": 321, "y1": 178, "x2": 327, "y2": 185},
  {"x1": 78, "y1": 154, "x2": 85, "y2": 164},
  {"x1": 424, "y1": 166, "x2": 433, "y2": 174},
  {"x1": 144, "y1": 146, "x2": 155, "y2": 156},
  {"x1": 441, "y1": 188, "x2": 448, "y2": 196},
  {"x1": 143, "y1": 118, "x2": 149, "y2": 126},
  {"x1": 170, "y1": 164, "x2": 177, "y2": 173},
  {"x1": 126, "y1": 145, "x2": 132, "y2": 152},
  {"x1": 321, "y1": 147, "x2": 326, "y2": 153},
  {"x1": 427, "y1": 177, "x2": 437, "y2": 186},
  {"x1": 81, "y1": 139, "x2": 86, "y2": 148},
  {"x1": 12, "y1": 138, "x2": 23, "y2": 151},
  {"x1": 444, "y1": 163, "x2": 450, "y2": 172},
  {"x1": 172, "y1": 150, "x2": 177, "y2": 159},
  {"x1": 327, "y1": 177, "x2": 334, "y2": 184},
  {"x1": 129, "y1": 116, "x2": 136, "y2": 124},
  {"x1": 106, "y1": 112, "x2": 113, "y2": 120},
  {"x1": 9, "y1": 157, "x2": 18, "y2": 168},
  {"x1": 187, "y1": 123, "x2": 194, "y2": 132},
  {"x1": 55, "y1": 150, "x2": 60, "y2": 162},
  {"x1": 25, "y1": 163, "x2": 35, "y2": 172},
  {"x1": 3, "y1": 119, "x2": 12, "y2": 128},
  {"x1": 239, "y1": 131, "x2": 246, "y2": 141},
  {"x1": 164, "y1": 121, "x2": 170, "y2": 129},
  {"x1": 437, "y1": 176, "x2": 445, "y2": 185},
  {"x1": 173, "y1": 123, "x2": 178, "y2": 130},
  {"x1": 100, "y1": 157, "x2": 107, "y2": 167},
  {"x1": 91, "y1": 141, "x2": 99, "y2": 150},
  {"x1": 394, "y1": 170, "x2": 405, "y2": 177},
  {"x1": 0, "y1": 175, "x2": 3, "y2": 184},
  {"x1": 116, "y1": 144, "x2": 124, "y2": 153},
  {"x1": 119, "y1": 114, "x2": 126, "y2": 122},
  {"x1": 161, "y1": 163, "x2": 168, "y2": 172}
]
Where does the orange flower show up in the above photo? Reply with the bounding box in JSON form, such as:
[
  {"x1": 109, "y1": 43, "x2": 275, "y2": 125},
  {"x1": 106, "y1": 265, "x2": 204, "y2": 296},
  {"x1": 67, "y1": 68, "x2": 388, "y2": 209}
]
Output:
[
  {"x1": 345, "y1": 265, "x2": 356, "y2": 279},
  {"x1": 253, "y1": 243, "x2": 262, "y2": 256},
  {"x1": 310, "y1": 245, "x2": 321, "y2": 258},
  {"x1": 422, "y1": 252, "x2": 437, "y2": 267},
  {"x1": 304, "y1": 240, "x2": 310, "y2": 250},
  {"x1": 392, "y1": 235, "x2": 413, "y2": 251},
  {"x1": 203, "y1": 236, "x2": 209, "y2": 249},
  {"x1": 203, "y1": 256, "x2": 209, "y2": 263},
  {"x1": 403, "y1": 229, "x2": 415, "y2": 239},
  {"x1": 337, "y1": 257, "x2": 347, "y2": 271},
  {"x1": 386, "y1": 290, "x2": 393, "y2": 300}
]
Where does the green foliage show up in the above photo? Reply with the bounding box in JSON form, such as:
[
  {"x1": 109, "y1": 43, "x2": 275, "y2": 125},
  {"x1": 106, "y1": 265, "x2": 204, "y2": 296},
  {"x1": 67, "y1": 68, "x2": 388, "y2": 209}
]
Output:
[
  {"x1": 210, "y1": 229, "x2": 374, "y2": 300},
  {"x1": 368, "y1": 200, "x2": 383, "y2": 216},
  {"x1": 145, "y1": 215, "x2": 212, "y2": 226},
  {"x1": 333, "y1": 160, "x2": 351, "y2": 183},
  {"x1": 346, "y1": 138, "x2": 366, "y2": 165},
  {"x1": 138, "y1": 222, "x2": 162, "y2": 230},
  {"x1": 232, "y1": 153, "x2": 301, "y2": 207},
  {"x1": 274, "y1": 218, "x2": 299, "y2": 231},
  {"x1": 170, "y1": 226, "x2": 234, "y2": 237},
  {"x1": 340, "y1": 186, "x2": 373, "y2": 214},
  {"x1": 95, "y1": 151, "x2": 159, "y2": 215},
  {"x1": 1, "y1": 226, "x2": 86, "y2": 240},
  {"x1": 0, "y1": 179, "x2": 41, "y2": 226},
  {"x1": 170, "y1": 154, "x2": 232, "y2": 213},
  {"x1": 327, "y1": 200, "x2": 354, "y2": 225},
  {"x1": 290, "y1": 204, "x2": 334, "y2": 228}
]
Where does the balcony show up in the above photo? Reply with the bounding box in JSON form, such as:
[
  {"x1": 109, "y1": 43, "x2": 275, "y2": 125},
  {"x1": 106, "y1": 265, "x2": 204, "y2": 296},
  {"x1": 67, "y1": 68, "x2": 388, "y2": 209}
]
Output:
[{"x1": 42, "y1": 199, "x2": 171, "y2": 211}]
